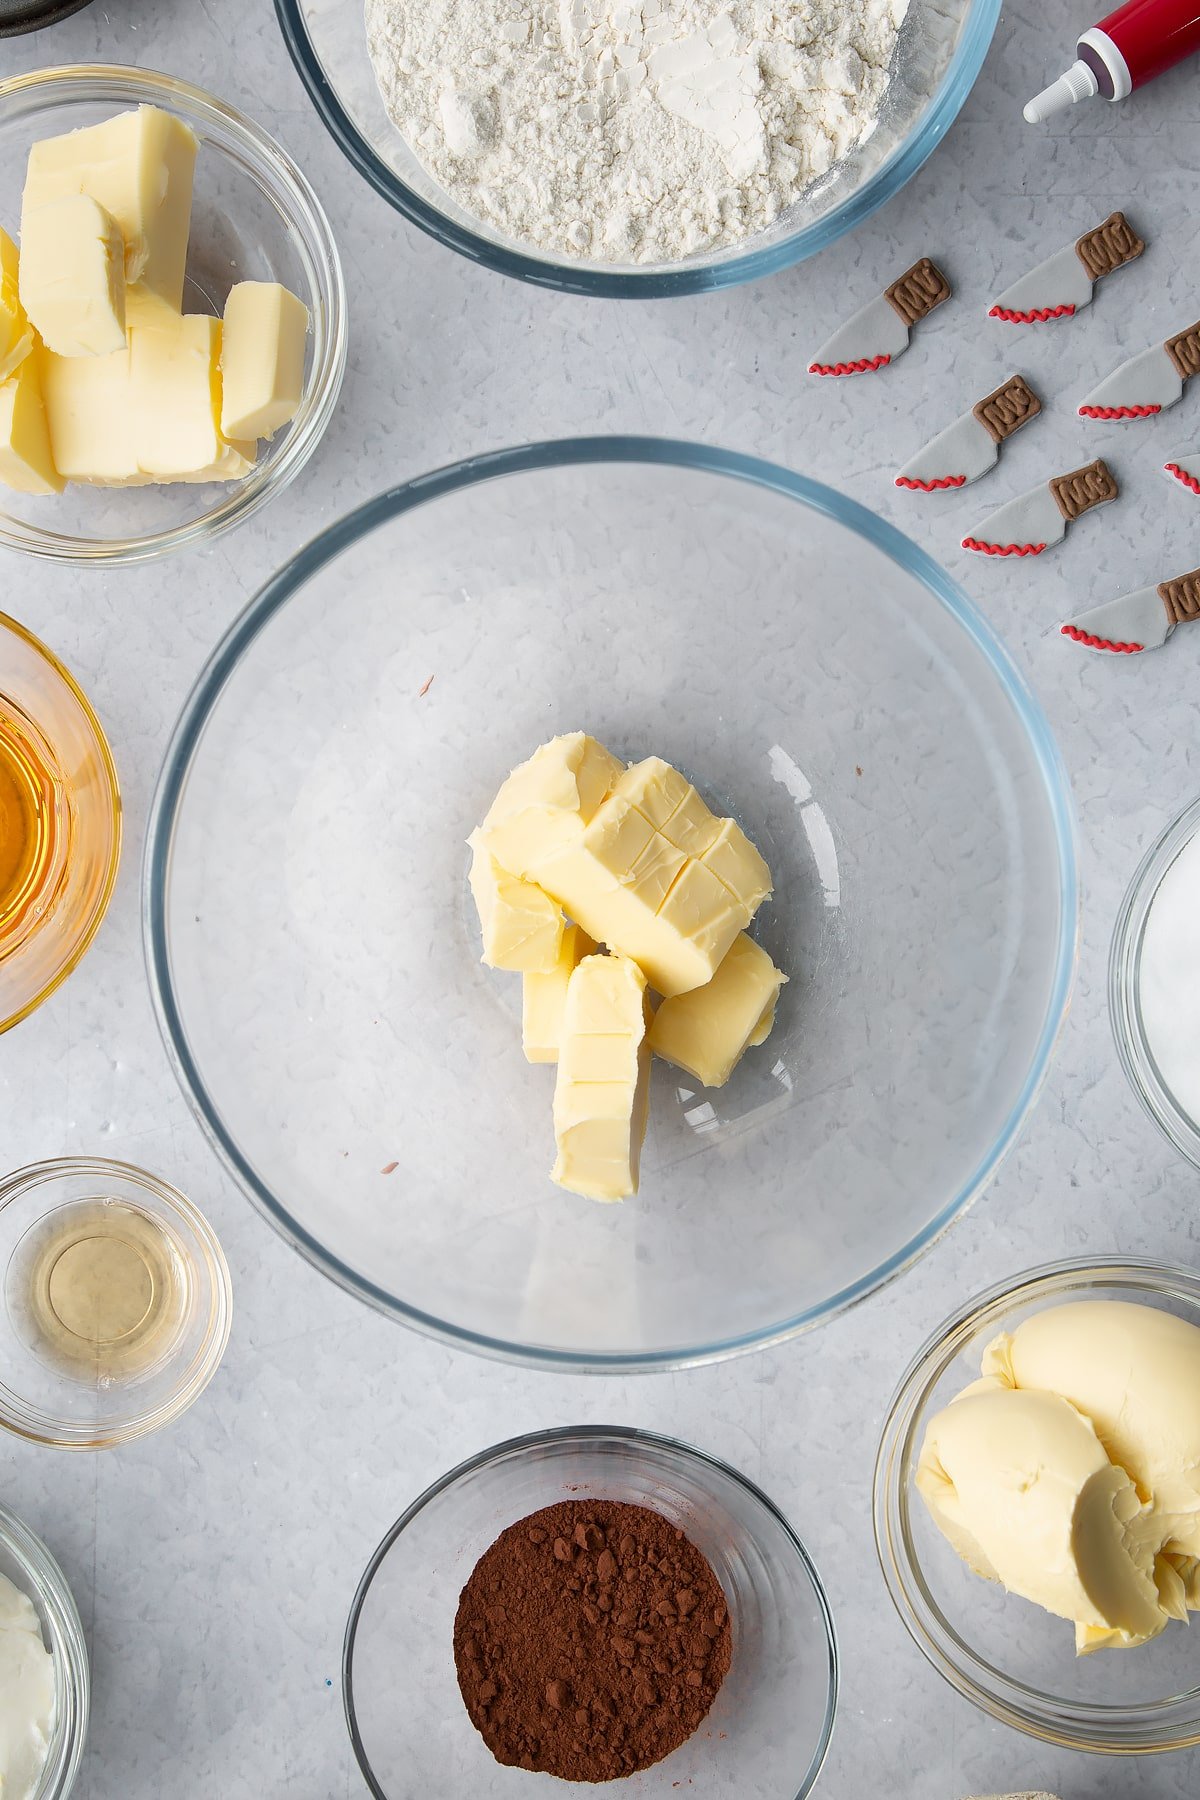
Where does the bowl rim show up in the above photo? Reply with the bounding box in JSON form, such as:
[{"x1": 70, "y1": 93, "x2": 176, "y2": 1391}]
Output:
[
  {"x1": 341, "y1": 1422, "x2": 839, "y2": 1800},
  {"x1": 872, "y1": 1253, "x2": 1200, "y2": 1753},
  {"x1": 1109, "y1": 792, "x2": 1200, "y2": 1171},
  {"x1": 0, "y1": 1154, "x2": 234, "y2": 1449},
  {"x1": 142, "y1": 434, "x2": 1079, "y2": 1373},
  {"x1": 0, "y1": 609, "x2": 123, "y2": 1034},
  {"x1": 0, "y1": 1498, "x2": 90, "y2": 1799},
  {"x1": 272, "y1": 0, "x2": 1001, "y2": 298},
  {"x1": 0, "y1": 63, "x2": 348, "y2": 567}
]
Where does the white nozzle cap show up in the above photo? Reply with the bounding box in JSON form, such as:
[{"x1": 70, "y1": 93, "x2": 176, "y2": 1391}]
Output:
[{"x1": 1024, "y1": 59, "x2": 1099, "y2": 124}]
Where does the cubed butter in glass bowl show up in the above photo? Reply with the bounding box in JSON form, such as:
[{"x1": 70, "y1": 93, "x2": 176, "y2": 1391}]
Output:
[{"x1": 0, "y1": 65, "x2": 346, "y2": 565}]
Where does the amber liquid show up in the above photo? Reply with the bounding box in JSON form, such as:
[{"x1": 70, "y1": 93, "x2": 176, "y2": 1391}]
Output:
[{"x1": 0, "y1": 699, "x2": 67, "y2": 951}]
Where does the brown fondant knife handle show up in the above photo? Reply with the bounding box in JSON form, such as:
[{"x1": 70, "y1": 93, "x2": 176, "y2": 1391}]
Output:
[
  {"x1": 973, "y1": 374, "x2": 1042, "y2": 444},
  {"x1": 1166, "y1": 322, "x2": 1200, "y2": 383},
  {"x1": 885, "y1": 258, "x2": 952, "y2": 326},
  {"x1": 1159, "y1": 569, "x2": 1200, "y2": 626},
  {"x1": 1074, "y1": 212, "x2": 1144, "y2": 281},
  {"x1": 1051, "y1": 459, "x2": 1118, "y2": 521}
]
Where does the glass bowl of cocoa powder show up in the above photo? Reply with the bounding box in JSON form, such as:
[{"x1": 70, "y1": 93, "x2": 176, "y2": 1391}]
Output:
[{"x1": 344, "y1": 1425, "x2": 838, "y2": 1794}]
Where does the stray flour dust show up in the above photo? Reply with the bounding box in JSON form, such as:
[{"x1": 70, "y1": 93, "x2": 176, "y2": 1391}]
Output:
[{"x1": 365, "y1": 0, "x2": 911, "y2": 263}]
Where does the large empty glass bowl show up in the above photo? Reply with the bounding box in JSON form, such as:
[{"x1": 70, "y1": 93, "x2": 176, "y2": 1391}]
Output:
[
  {"x1": 275, "y1": 0, "x2": 1000, "y2": 295},
  {"x1": 145, "y1": 439, "x2": 1076, "y2": 1369}
]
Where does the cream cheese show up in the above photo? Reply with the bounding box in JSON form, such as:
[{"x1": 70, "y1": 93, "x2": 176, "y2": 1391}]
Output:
[
  {"x1": 0, "y1": 1568, "x2": 56, "y2": 1800},
  {"x1": 917, "y1": 1299, "x2": 1200, "y2": 1653}
]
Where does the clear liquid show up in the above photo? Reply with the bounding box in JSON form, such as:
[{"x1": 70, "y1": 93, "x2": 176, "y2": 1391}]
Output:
[{"x1": 7, "y1": 1200, "x2": 188, "y2": 1381}]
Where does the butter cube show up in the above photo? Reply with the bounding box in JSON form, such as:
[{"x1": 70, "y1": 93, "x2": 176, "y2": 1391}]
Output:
[
  {"x1": 616, "y1": 758, "x2": 720, "y2": 856},
  {"x1": 220, "y1": 281, "x2": 309, "y2": 441},
  {"x1": 480, "y1": 732, "x2": 624, "y2": 877},
  {"x1": 649, "y1": 933, "x2": 787, "y2": 1088},
  {"x1": 701, "y1": 817, "x2": 772, "y2": 916},
  {"x1": 468, "y1": 832, "x2": 563, "y2": 973},
  {"x1": 23, "y1": 105, "x2": 197, "y2": 321},
  {"x1": 0, "y1": 354, "x2": 63, "y2": 495},
  {"x1": 521, "y1": 923, "x2": 596, "y2": 1063},
  {"x1": 128, "y1": 314, "x2": 222, "y2": 477},
  {"x1": 0, "y1": 227, "x2": 33, "y2": 383},
  {"x1": 19, "y1": 195, "x2": 127, "y2": 357},
  {"x1": 552, "y1": 954, "x2": 652, "y2": 1202},
  {"x1": 40, "y1": 342, "x2": 139, "y2": 484}
]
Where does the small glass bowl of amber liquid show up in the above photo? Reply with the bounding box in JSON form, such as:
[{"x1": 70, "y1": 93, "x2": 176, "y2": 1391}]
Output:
[
  {"x1": 0, "y1": 611, "x2": 121, "y2": 1031},
  {"x1": 0, "y1": 1158, "x2": 232, "y2": 1448}
]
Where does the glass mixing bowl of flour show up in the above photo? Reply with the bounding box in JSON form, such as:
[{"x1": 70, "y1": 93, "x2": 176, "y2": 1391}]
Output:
[
  {"x1": 274, "y1": 0, "x2": 1000, "y2": 295},
  {"x1": 144, "y1": 439, "x2": 1076, "y2": 1371}
]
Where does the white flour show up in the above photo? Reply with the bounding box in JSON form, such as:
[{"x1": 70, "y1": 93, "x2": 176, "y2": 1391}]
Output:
[{"x1": 365, "y1": 0, "x2": 911, "y2": 264}]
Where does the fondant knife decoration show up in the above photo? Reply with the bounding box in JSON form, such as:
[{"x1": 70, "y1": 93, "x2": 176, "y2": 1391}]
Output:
[
  {"x1": 1061, "y1": 565, "x2": 1200, "y2": 656},
  {"x1": 895, "y1": 374, "x2": 1042, "y2": 491},
  {"x1": 1079, "y1": 320, "x2": 1200, "y2": 419},
  {"x1": 809, "y1": 257, "x2": 950, "y2": 376},
  {"x1": 963, "y1": 459, "x2": 1118, "y2": 557},
  {"x1": 1163, "y1": 447, "x2": 1200, "y2": 496},
  {"x1": 988, "y1": 212, "x2": 1144, "y2": 323}
]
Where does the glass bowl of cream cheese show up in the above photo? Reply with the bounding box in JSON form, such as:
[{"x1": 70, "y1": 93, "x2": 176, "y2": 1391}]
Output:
[
  {"x1": 1110, "y1": 794, "x2": 1200, "y2": 1172},
  {"x1": 0, "y1": 1501, "x2": 88, "y2": 1800},
  {"x1": 274, "y1": 0, "x2": 1000, "y2": 296},
  {"x1": 874, "y1": 1255, "x2": 1200, "y2": 1754}
]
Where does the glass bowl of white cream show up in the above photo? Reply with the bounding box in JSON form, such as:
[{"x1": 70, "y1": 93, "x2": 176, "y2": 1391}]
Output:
[
  {"x1": 874, "y1": 1255, "x2": 1200, "y2": 1754},
  {"x1": 1110, "y1": 795, "x2": 1200, "y2": 1169},
  {"x1": 0, "y1": 1501, "x2": 88, "y2": 1800}
]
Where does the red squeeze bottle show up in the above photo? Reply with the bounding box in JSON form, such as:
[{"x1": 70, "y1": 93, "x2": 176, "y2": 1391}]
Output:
[{"x1": 1025, "y1": 0, "x2": 1200, "y2": 121}]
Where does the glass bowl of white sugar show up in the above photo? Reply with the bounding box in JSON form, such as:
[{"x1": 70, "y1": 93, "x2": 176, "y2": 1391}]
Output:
[
  {"x1": 274, "y1": 0, "x2": 1000, "y2": 295},
  {"x1": 1111, "y1": 795, "x2": 1200, "y2": 1170}
]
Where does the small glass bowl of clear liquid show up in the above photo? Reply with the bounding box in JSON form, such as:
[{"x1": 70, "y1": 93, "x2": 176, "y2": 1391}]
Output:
[{"x1": 0, "y1": 1157, "x2": 232, "y2": 1448}]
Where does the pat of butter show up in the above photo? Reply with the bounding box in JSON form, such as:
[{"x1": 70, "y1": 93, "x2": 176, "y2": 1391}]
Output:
[
  {"x1": 521, "y1": 923, "x2": 596, "y2": 1063},
  {"x1": 481, "y1": 732, "x2": 625, "y2": 877},
  {"x1": 39, "y1": 342, "x2": 139, "y2": 484},
  {"x1": 220, "y1": 281, "x2": 309, "y2": 441},
  {"x1": 649, "y1": 932, "x2": 786, "y2": 1087},
  {"x1": 18, "y1": 195, "x2": 126, "y2": 357},
  {"x1": 172, "y1": 437, "x2": 257, "y2": 483},
  {"x1": 917, "y1": 1385, "x2": 1165, "y2": 1648},
  {"x1": 129, "y1": 313, "x2": 222, "y2": 477},
  {"x1": 552, "y1": 952, "x2": 651, "y2": 1202},
  {"x1": 0, "y1": 354, "x2": 63, "y2": 495},
  {"x1": 0, "y1": 228, "x2": 33, "y2": 383},
  {"x1": 22, "y1": 105, "x2": 197, "y2": 322},
  {"x1": 468, "y1": 831, "x2": 563, "y2": 973},
  {"x1": 534, "y1": 759, "x2": 771, "y2": 997}
]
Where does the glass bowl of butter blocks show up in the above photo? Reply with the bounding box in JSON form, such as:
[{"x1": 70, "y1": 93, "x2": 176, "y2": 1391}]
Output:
[
  {"x1": 0, "y1": 65, "x2": 346, "y2": 565},
  {"x1": 145, "y1": 439, "x2": 1076, "y2": 1371},
  {"x1": 874, "y1": 1255, "x2": 1200, "y2": 1754}
]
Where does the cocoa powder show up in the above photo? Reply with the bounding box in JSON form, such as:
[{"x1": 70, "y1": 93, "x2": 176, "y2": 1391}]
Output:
[{"x1": 453, "y1": 1498, "x2": 732, "y2": 1782}]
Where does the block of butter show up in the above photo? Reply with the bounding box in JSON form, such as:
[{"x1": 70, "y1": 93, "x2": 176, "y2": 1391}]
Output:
[
  {"x1": 481, "y1": 732, "x2": 624, "y2": 877},
  {"x1": 535, "y1": 758, "x2": 772, "y2": 997},
  {"x1": 18, "y1": 194, "x2": 126, "y2": 357},
  {"x1": 220, "y1": 281, "x2": 309, "y2": 441},
  {"x1": 129, "y1": 313, "x2": 223, "y2": 478},
  {"x1": 40, "y1": 342, "x2": 139, "y2": 484},
  {"x1": 552, "y1": 953, "x2": 652, "y2": 1201},
  {"x1": 649, "y1": 932, "x2": 786, "y2": 1088},
  {"x1": 468, "y1": 832, "x2": 563, "y2": 974},
  {"x1": 0, "y1": 354, "x2": 63, "y2": 496},
  {"x1": 22, "y1": 105, "x2": 197, "y2": 324},
  {"x1": 0, "y1": 228, "x2": 33, "y2": 384},
  {"x1": 522, "y1": 923, "x2": 596, "y2": 1063}
]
